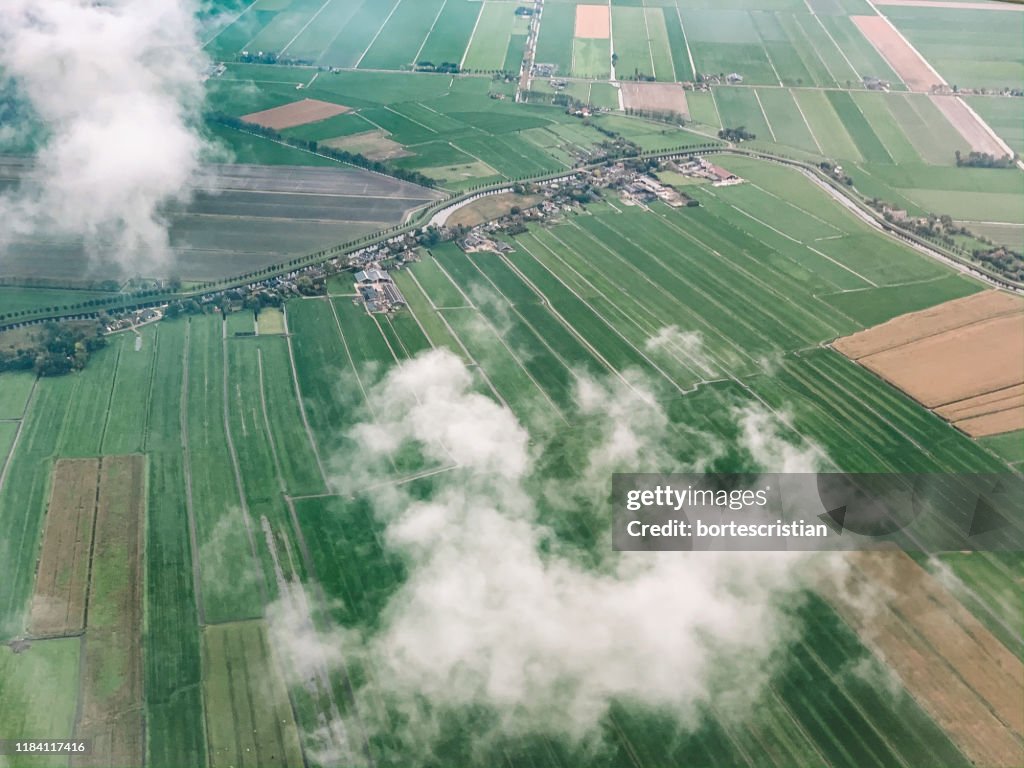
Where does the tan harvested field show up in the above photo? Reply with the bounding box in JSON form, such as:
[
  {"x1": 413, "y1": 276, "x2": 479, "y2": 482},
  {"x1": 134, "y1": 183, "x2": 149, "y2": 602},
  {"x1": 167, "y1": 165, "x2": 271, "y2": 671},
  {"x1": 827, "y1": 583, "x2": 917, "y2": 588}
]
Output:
[
  {"x1": 828, "y1": 550, "x2": 1024, "y2": 767},
  {"x1": 73, "y1": 455, "x2": 145, "y2": 768},
  {"x1": 620, "y1": 82, "x2": 689, "y2": 116},
  {"x1": 930, "y1": 95, "x2": 1012, "y2": 156},
  {"x1": 447, "y1": 192, "x2": 543, "y2": 228},
  {"x1": 957, "y1": 407, "x2": 1024, "y2": 436},
  {"x1": 851, "y1": 15, "x2": 940, "y2": 91},
  {"x1": 29, "y1": 459, "x2": 99, "y2": 637},
  {"x1": 257, "y1": 306, "x2": 286, "y2": 335},
  {"x1": 241, "y1": 98, "x2": 350, "y2": 130},
  {"x1": 575, "y1": 4, "x2": 610, "y2": 38},
  {"x1": 834, "y1": 291, "x2": 1024, "y2": 437},
  {"x1": 322, "y1": 130, "x2": 411, "y2": 160},
  {"x1": 874, "y1": 0, "x2": 1024, "y2": 9}
]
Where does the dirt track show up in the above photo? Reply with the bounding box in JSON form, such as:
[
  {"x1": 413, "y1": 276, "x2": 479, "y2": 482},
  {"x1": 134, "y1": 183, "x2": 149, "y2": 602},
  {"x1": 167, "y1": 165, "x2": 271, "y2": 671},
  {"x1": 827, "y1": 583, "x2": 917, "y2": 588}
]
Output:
[
  {"x1": 575, "y1": 4, "x2": 610, "y2": 38},
  {"x1": 834, "y1": 291, "x2": 1024, "y2": 436},
  {"x1": 827, "y1": 550, "x2": 1024, "y2": 767},
  {"x1": 242, "y1": 98, "x2": 350, "y2": 130}
]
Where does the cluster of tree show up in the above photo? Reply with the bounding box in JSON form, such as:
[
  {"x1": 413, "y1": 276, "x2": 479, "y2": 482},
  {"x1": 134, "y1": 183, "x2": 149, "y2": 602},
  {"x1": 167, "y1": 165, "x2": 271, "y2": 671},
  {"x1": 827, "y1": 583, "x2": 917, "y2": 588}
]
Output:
[
  {"x1": 973, "y1": 247, "x2": 1024, "y2": 282},
  {"x1": 0, "y1": 321, "x2": 107, "y2": 376},
  {"x1": 718, "y1": 126, "x2": 755, "y2": 142},
  {"x1": 954, "y1": 150, "x2": 1016, "y2": 168},
  {"x1": 622, "y1": 70, "x2": 656, "y2": 82},
  {"x1": 623, "y1": 107, "x2": 686, "y2": 124},
  {"x1": 206, "y1": 112, "x2": 436, "y2": 188},
  {"x1": 818, "y1": 161, "x2": 853, "y2": 187},
  {"x1": 235, "y1": 51, "x2": 315, "y2": 67},
  {"x1": 415, "y1": 61, "x2": 460, "y2": 74}
]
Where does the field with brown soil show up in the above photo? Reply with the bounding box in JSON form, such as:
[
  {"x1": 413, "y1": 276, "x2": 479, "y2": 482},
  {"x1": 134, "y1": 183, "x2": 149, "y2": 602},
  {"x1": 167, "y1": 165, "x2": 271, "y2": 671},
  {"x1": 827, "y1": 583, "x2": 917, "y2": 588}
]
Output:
[
  {"x1": 29, "y1": 459, "x2": 99, "y2": 637},
  {"x1": 827, "y1": 549, "x2": 1024, "y2": 767},
  {"x1": 852, "y1": 15, "x2": 940, "y2": 91},
  {"x1": 241, "y1": 98, "x2": 350, "y2": 131},
  {"x1": 620, "y1": 82, "x2": 689, "y2": 117},
  {"x1": 930, "y1": 95, "x2": 1013, "y2": 156},
  {"x1": 73, "y1": 455, "x2": 145, "y2": 768},
  {"x1": 446, "y1": 192, "x2": 543, "y2": 228},
  {"x1": 575, "y1": 4, "x2": 610, "y2": 38},
  {"x1": 834, "y1": 291, "x2": 1024, "y2": 437},
  {"x1": 323, "y1": 130, "x2": 411, "y2": 161}
]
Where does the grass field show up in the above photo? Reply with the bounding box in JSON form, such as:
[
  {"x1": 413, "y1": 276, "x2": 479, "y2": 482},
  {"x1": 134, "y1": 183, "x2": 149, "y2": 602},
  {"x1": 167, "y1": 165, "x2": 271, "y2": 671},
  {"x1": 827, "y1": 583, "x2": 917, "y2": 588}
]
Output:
[
  {"x1": 203, "y1": 621, "x2": 304, "y2": 768},
  {"x1": 6, "y1": 3, "x2": 1024, "y2": 749}
]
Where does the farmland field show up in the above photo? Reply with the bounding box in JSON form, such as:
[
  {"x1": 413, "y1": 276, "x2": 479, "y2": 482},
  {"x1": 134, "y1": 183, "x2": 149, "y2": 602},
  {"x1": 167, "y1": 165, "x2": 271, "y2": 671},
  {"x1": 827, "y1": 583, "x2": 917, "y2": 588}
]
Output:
[{"x1": 2, "y1": 1, "x2": 1023, "y2": 766}]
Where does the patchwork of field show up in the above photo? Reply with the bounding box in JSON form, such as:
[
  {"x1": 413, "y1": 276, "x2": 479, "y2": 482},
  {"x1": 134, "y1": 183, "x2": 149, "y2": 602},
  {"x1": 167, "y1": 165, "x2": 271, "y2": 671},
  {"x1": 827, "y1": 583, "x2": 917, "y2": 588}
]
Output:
[
  {"x1": 3, "y1": 31, "x2": 1023, "y2": 751},
  {"x1": 834, "y1": 291, "x2": 1024, "y2": 436},
  {"x1": 0, "y1": 159, "x2": 440, "y2": 282}
]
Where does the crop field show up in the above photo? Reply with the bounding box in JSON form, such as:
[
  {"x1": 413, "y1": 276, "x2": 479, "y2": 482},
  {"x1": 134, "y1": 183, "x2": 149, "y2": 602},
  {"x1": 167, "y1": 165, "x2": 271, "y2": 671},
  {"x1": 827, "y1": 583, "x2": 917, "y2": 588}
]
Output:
[
  {"x1": 76, "y1": 455, "x2": 146, "y2": 768},
  {"x1": 883, "y1": 5, "x2": 1024, "y2": 90},
  {"x1": 1, "y1": 144, "x2": 1021, "y2": 766},
  {"x1": 28, "y1": 459, "x2": 98, "y2": 637},
  {"x1": 2, "y1": 160, "x2": 440, "y2": 283},
  {"x1": 0, "y1": 639, "x2": 80, "y2": 767},
  {"x1": 463, "y1": 3, "x2": 530, "y2": 72},
  {"x1": 203, "y1": 621, "x2": 304, "y2": 768},
  {"x1": 535, "y1": 3, "x2": 575, "y2": 74}
]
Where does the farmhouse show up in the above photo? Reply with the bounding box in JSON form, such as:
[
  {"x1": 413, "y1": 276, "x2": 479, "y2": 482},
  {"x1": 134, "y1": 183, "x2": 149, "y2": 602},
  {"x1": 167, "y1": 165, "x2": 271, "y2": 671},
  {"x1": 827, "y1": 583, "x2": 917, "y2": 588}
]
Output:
[{"x1": 354, "y1": 268, "x2": 406, "y2": 313}]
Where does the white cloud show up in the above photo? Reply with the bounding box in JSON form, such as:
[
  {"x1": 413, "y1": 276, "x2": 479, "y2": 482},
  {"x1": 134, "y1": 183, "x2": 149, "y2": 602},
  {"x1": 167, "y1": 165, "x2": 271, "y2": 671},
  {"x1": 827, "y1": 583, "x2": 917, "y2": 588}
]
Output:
[{"x1": 0, "y1": 0, "x2": 210, "y2": 272}]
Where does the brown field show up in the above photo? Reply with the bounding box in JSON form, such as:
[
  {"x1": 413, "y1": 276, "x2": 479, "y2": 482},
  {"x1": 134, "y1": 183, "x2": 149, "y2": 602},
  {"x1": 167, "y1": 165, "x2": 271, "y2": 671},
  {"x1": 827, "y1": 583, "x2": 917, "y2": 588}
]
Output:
[
  {"x1": 446, "y1": 192, "x2": 543, "y2": 228},
  {"x1": 322, "y1": 130, "x2": 411, "y2": 161},
  {"x1": 874, "y1": 0, "x2": 1024, "y2": 9},
  {"x1": 575, "y1": 4, "x2": 610, "y2": 38},
  {"x1": 930, "y1": 95, "x2": 1012, "y2": 156},
  {"x1": 241, "y1": 98, "x2": 350, "y2": 131},
  {"x1": 29, "y1": 459, "x2": 99, "y2": 637},
  {"x1": 73, "y1": 455, "x2": 145, "y2": 768},
  {"x1": 620, "y1": 82, "x2": 689, "y2": 117},
  {"x1": 834, "y1": 291, "x2": 1024, "y2": 436},
  {"x1": 851, "y1": 15, "x2": 940, "y2": 91},
  {"x1": 828, "y1": 549, "x2": 1024, "y2": 767}
]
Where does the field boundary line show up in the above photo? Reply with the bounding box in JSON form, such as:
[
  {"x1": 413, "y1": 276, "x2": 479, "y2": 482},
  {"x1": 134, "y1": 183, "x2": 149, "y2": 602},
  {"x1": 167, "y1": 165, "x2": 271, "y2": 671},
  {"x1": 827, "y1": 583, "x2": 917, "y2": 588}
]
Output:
[
  {"x1": 139, "y1": 326, "x2": 160, "y2": 452},
  {"x1": 849, "y1": 93, "x2": 895, "y2": 163},
  {"x1": 180, "y1": 320, "x2": 206, "y2": 625},
  {"x1": 640, "y1": 6, "x2": 658, "y2": 79},
  {"x1": 759, "y1": 40, "x2": 784, "y2": 87},
  {"x1": 0, "y1": 376, "x2": 37, "y2": 498},
  {"x1": 412, "y1": 0, "x2": 449, "y2": 67},
  {"x1": 97, "y1": 340, "x2": 123, "y2": 453},
  {"x1": 460, "y1": 2, "x2": 486, "y2": 69},
  {"x1": 548, "y1": 221, "x2": 724, "y2": 377},
  {"x1": 791, "y1": 90, "x2": 824, "y2": 153},
  {"x1": 354, "y1": 0, "x2": 404, "y2": 68},
  {"x1": 807, "y1": 5, "x2": 861, "y2": 82},
  {"x1": 498, "y1": 242, "x2": 634, "y2": 392},
  {"x1": 675, "y1": 7, "x2": 697, "y2": 80},
  {"x1": 754, "y1": 89, "x2": 778, "y2": 141},
  {"x1": 516, "y1": 233, "x2": 686, "y2": 399},
  {"x1": 431, "y1": 257, "x2": 568, "y2": 423},
  {"x1": 326, "y1": 298, "x2": 378, "y2": 420},
  {"x1": 793, "y1": 15, "x2": 839, "y2": 85},
  {"x1": 255, "y1": 348, "x2": 286, "y2": 496},
  {"x1": 280, "y1": 0, "x2": 335, "y2": 55},
  {"x1": 654, "y1": 7, "x2": 679, "y2": 83},
  {"x1": 282, "y1": 306, "x2": 330, "y2": 489},
  {"x1": 709, "y1": 88, "x2": 724, "y2": 129},
  {"x1": 386, "y1": 105, "x2": 437, "y2": 135},
  {"x1": 462, "y1": 253, "x2": 585, "y2": 387},
  {"x1": 203, "y1": 0, "x2": 258, "y2": 48},
  {"x1": 220, "y1": 318, "x2": 269, "y2": 607}
]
